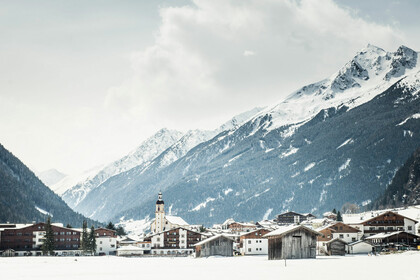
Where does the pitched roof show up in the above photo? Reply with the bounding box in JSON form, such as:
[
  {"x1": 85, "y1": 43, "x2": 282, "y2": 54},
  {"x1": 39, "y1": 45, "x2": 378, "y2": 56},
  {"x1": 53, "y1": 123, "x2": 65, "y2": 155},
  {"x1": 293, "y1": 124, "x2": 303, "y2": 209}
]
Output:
[
  {"x1": 264, "y1": 225, "x2": 321, "y2": 238},
  {"x1": 194, "y1": 234, "x2": 234, "y2": 246},
  {"x1": 364, "y1": 231, "x2": 419, "y2": 240},
  {"x1": 166, "y1": 216, "x2": 189, "y2": 225},
  {"x1": 326, "y1": 238, "x2": 347, "y2": 245}
]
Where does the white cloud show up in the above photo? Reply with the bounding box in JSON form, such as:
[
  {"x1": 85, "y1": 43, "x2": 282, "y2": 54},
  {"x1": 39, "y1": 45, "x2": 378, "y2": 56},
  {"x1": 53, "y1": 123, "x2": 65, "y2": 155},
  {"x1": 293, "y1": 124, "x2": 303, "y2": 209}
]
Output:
[{"x1": 105, "y1": 0, "x2": 403, "y2": 132}]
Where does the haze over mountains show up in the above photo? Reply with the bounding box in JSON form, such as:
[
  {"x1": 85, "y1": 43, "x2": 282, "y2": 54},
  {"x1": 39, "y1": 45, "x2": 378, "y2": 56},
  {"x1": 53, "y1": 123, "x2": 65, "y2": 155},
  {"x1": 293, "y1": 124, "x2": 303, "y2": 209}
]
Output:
[{"x1": 5, "y1": 44, "x2": 419, "y2": 226}]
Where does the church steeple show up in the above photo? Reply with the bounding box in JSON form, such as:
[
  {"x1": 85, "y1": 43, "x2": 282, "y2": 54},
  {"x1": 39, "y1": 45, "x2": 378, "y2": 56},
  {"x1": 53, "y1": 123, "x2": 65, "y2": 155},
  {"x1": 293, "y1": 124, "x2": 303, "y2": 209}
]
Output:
[{"x1": 154, "y1": 191, "x2": 165, "y2": 233}]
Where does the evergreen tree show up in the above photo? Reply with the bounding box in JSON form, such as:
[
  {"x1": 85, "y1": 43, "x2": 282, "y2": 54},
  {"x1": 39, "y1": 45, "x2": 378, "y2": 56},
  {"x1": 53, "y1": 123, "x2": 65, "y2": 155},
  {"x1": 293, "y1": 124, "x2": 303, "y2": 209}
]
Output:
[
  {"x1": 81, "y1": 220, "x2": 89, "y2": 255},
  {"x1": 116, "y1": 225, "x2": 127, "y2": 236},
  {"x1": 88, "y1": 226, "x2": 97, "y2": 255},
  {"x1": 336, "y1": 211, "x2": 343, "y2": 222},
  {"x1": 106, "y1": 222, "x2": 116, "y2": 231},
  {"x1": 332, "y1": 208, "x2": 337, "y2": 214},
  {"x1": 66, "y1": 224, "x2": 72, "y2": 228},
  {"x1": 41, "y1": 216, "x2": 55, "y2": 256}
]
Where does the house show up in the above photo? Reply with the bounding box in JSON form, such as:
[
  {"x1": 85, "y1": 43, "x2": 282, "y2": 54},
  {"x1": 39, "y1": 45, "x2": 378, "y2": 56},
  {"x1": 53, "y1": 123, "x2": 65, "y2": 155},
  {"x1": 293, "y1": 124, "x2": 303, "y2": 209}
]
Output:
[
  {"x1": 347, "y1": 240, "x2": 373, "y2": 254},
  {"x1": 276, "y1": 212, "x2": 316, "y2": 225},
  {"x1": 227, "y1": 222, "x2": 257, "y2": 233},
  {"x1": 316, "y1": 222, "x2": 360, "y2": 254},
  {"x1": 326, "y1": 238, "x2": 347, "y2": 256},
  {"x1": 239, "y1": 228, "x2": 271, "y2": 255},
  {"x1": 344, "y1": 211, "x2": 418, "y2": 238},
  {"x1": 264, "y1": 225, "x2": 321, "y2": 260},
  {"x1": 365, "y1": 231, "x2": 420, "y2": 251},
  {"x1": 0, "y1": 223, "x2": 81, "y2": 256},
  {"x1": 195, "y1": 235, "x2": 234, "y2": 258},
  {"x1": 94, "y1": 228, "x2": 117, "y2": 255},
  {"x1": 323, "y1": 212, "x2": 337, "y2": 220},
  {"x1": 144, "y1": 227, "x2": 205, "y2": 255}
]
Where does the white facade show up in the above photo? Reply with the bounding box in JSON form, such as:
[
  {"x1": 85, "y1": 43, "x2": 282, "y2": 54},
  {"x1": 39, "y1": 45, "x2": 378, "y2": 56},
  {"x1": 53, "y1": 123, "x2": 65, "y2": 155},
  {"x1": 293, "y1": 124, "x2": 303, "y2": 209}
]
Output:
[
  {"x1": 96, "y1": 236, "x2": 117, "y2": 255},
  {"x1": 331, "y1": 232, "x2": 359, "y2": 243},
  {"x1": 241, "y1": 238, "x2": 268, "y2": 255},
  {"x1": 347, "y1": 241, "x2": 373, "y2": 254}
]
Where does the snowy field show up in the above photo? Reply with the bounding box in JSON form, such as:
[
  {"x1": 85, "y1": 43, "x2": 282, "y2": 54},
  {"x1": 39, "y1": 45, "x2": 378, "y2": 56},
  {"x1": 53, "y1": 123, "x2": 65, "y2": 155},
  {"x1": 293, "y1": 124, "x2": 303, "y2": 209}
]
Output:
[{"x1": 2, "y1": 252, "x2": 420, "y2": 280}]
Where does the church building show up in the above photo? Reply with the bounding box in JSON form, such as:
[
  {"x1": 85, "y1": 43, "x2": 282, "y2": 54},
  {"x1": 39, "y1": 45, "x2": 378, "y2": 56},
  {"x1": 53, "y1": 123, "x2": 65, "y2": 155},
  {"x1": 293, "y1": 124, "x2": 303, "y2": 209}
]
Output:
[{"x1": 150, "y1": 192, "x2": 190, "y2": 233}]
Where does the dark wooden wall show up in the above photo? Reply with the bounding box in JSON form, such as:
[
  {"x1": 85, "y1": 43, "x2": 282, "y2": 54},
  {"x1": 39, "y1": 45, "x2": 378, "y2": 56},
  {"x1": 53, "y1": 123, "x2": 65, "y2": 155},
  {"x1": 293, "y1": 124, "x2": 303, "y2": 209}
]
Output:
[{"x1": 268, "y1": 229, "x2": 317, "y2": 260}]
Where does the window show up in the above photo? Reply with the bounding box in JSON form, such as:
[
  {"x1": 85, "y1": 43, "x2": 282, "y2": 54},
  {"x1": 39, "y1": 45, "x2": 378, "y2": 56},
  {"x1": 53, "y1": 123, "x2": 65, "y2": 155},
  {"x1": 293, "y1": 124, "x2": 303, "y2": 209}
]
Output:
[
  {"x1": 248, "y1": 248, "x2": 251, "y2": 252},
  {"x1": 352, "y1": 237, "x2": 356, "y2": 242},
  {"x1": 157, "y1": 238, "x2": 160, "y2": 242},
  {"x1": 66, "y1": 232, "x2": 71, "y2": 235},
  {"x1": 100, "y1": 241, "x2": 103, "y2": 244},
  {"x1": 60, "y1": 232, "x2": 65, "y2": 235},
  {"x1": 248, "y1": 240, "x2": 251, "y2": 244},
  {"x1": 408, "y1": 226, "x2": 412, "y2": 230},
  {"x1": 387, "y1": 227, "x2": 393, "y2": 231},
  {"x1": 339, "y1": 234, "x2": 344, "y2": 239}
]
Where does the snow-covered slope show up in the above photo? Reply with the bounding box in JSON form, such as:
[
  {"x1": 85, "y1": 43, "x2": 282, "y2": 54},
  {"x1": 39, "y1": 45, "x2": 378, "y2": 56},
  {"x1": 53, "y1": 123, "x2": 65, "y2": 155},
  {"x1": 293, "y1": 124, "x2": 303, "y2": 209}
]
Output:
[
  {"x1": 60, "y1": 128, "x2": 183, "y2": 208},
  {"x1": 252, "y1": 44, "x2": 419, "y2": 133},
  {"x1": 36, "y1": 169, "x2": 66, "y2": 187}
]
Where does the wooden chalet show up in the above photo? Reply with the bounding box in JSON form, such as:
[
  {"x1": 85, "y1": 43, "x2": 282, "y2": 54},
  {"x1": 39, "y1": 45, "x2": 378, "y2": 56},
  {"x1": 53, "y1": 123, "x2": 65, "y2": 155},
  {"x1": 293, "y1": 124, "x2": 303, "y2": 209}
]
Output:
[
  {"x1": 326, "y1": 238, "x2": 347, "y2": 256},
  {"x1": 195, "y1": 235, "x2": 234, "y2": 258},
  {"x1": 365, "y1": 231, "x2": 420, "y2": 250},
  {"x1": 276, "y1": 212, "x2": 315, "y2": 225},
  {"x1": 264, "y1": 225, "x2": 321, "y2": 260}
]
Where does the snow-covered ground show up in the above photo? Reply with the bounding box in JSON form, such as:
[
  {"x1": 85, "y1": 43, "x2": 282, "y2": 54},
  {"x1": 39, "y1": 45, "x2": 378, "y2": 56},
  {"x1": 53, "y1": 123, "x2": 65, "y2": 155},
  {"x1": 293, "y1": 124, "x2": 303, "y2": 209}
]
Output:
[{"x1": 2, "y1": 252, "x2": 420, "y2": 280}]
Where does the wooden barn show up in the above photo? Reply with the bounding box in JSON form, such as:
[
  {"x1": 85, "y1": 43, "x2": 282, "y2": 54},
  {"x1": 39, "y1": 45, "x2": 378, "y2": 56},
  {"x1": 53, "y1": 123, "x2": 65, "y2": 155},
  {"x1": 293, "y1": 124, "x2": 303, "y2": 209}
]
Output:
[
  {"x1": 264, "y1": 225, "x2": 320, "y2": 260},
  {"x1": 326, "y1": 238, "x2": 347, "y2": 256},
  {"x1": 195, "y1": 235, "x2": 234, "y2": 258}
]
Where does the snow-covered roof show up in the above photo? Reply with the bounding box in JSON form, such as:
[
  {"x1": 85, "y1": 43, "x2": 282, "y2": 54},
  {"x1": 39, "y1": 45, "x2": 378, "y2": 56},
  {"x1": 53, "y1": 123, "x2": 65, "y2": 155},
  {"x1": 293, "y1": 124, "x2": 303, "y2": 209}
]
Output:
[
  {"x1": 347, "y1": 240, "x2": 372, "y2": 246},
  {"x1": 166, "y1": 216, "x2": 189, "y2": 225},
  {"x1": 365, "y1": 231, "x2": 404, "y2": 240},
  {"x1": 194, "y1": 234, "x2": 234, "y2": 246},
  {"x1": 264, "y1": 225, "x2": 321, "y2": 238},
  {"x1": 343, "y1": 209, "x2": 419, "y2": 225},
  {"x1": 116, "y1": 245, "x2": 144, "y2": 251},
  {"x1": 326, "y1": 238, "x2": 347, "y2": 244},
  {"x1": 222, "y1": 218, "x2": 236, "y2": 226}
]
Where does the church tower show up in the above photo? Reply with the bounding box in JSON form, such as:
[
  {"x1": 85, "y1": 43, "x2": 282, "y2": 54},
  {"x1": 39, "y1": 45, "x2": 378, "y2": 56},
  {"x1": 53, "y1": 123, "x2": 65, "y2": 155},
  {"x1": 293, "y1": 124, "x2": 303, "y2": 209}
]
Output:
[{"x1": 154, "y1": 191, "x2": 165, "y2": 233}]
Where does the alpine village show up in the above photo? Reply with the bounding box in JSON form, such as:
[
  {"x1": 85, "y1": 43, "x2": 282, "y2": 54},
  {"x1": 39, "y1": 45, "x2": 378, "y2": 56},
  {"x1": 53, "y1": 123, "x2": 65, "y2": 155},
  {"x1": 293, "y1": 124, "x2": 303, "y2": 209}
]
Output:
[{"x1": 1, "y1": 191, "x2": 419, "y2": 259}]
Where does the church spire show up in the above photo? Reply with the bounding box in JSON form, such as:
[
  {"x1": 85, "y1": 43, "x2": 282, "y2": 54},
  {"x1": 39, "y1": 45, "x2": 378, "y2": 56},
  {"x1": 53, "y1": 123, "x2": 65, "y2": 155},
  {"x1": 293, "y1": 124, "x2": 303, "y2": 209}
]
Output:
[{"x1": 156, "y1": 191, "x2": 164, "y2": 205}]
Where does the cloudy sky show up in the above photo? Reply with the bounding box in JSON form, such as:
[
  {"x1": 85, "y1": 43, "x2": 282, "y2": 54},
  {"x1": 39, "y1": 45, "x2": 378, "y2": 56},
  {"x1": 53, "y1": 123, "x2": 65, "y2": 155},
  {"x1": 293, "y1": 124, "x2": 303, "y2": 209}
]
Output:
[{"x1": 1, "y1": 0, "x2": 419, "y2": 175}]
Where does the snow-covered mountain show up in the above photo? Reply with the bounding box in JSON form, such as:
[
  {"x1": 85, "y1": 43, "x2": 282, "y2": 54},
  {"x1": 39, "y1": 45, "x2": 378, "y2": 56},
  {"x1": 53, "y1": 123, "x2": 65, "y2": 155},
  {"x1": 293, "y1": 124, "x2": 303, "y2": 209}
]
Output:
[
  {"x1": 59, "y1": 108, "x2": 263, "y2": 211},
  {"x1": 36, "y1": 169, "x2": 66, "y2": 187},
  {"x1": 65, "y1": 107, "x2": 263, "y2": 219},
  {"x1": 60, "y1": 128, "x2": 184, "y2": 208},
  {"x1": 65, "y1": 45, "x2": 420, "y2": 224}
]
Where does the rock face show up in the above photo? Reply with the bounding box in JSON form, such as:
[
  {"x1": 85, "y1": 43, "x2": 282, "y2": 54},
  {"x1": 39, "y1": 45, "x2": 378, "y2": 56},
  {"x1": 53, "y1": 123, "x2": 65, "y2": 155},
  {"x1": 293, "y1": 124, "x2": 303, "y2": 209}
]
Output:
[
  {"x1": 372, "y1": 146, "x2": 420, "y2": 209},
  {"x1": 63, "y1": 45, "x2": 420, "y2": 225},
  {"x1": 0, "y1": 143, "x2": 97, "y2": 225}
]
